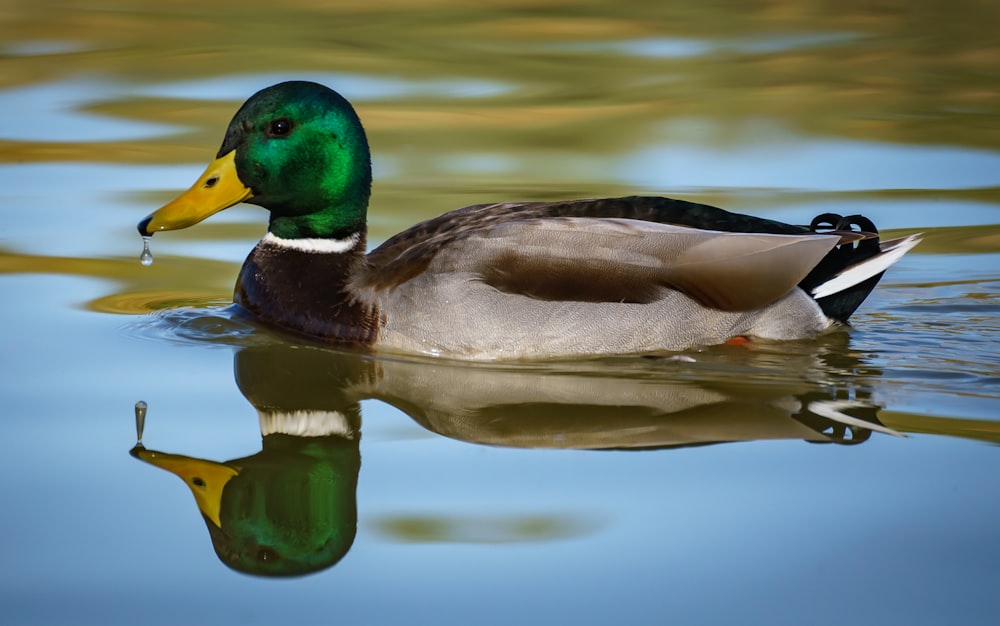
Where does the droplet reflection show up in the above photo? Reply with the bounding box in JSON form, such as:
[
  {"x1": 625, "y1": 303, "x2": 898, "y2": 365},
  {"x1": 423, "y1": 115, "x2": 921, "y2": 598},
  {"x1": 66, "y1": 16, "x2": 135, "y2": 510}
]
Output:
[{"x1": 134, "y1": 400, "x2": 147, "y2": 443}]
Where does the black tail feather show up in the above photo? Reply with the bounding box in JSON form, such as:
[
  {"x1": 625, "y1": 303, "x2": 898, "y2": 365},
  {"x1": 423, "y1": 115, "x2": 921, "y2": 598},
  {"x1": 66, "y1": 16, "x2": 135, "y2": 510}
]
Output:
[{"x1": 798, "y1": 214, "x2": 883, "y2": 323}]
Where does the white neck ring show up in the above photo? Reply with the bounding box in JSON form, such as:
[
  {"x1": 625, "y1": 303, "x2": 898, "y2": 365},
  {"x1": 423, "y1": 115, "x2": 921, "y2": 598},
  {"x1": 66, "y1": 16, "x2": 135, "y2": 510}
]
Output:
[{"x1": 261, "y1": 231, "x2": 360, "y2": 253}]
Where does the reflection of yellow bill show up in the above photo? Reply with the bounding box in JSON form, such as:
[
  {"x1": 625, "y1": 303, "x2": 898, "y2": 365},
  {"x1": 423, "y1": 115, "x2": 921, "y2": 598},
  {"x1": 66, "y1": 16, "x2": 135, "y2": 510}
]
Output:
[
  {"x1": 138, "y1": 150, "x2": 252, "y2": 235},
  {"x1": 131, "y1": 446, "x2": 239, "y2": 528}
]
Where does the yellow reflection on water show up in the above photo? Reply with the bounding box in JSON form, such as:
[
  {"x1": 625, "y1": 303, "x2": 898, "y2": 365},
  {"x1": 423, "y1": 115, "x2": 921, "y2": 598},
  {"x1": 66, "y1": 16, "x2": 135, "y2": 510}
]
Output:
[
  {"x1": 0, "y1": 248, "x2": 236, "y2": 313},
  {"x1": 3, "y1": 1, "x2": 999, "y2": 160}
]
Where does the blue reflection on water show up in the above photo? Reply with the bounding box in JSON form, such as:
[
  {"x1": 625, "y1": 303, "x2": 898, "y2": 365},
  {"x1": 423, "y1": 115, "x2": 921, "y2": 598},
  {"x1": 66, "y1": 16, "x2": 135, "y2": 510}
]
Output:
[
  {"x1": 0, "y1": 162, "x2": 241, "y2": 258},
  {"x1": 619, "y1": 136, "x2": 1000, "y2": 191},
  {"x1": 759, "y1": 200, "x2": 1000, "y2": 230},
  {"x1": 133, "y1": 73, "x2": 513, "y2": 102},
  {"x1": 0, "y1": 72, "x2": 511, "y2": 145},
  {"x1": 550, "y1": 32, "x2": 862, "y2": 58},
  {"x1": 0, "y1": 80, "x2": 184, "y2": 142},
  {"x1": 2, "y1": 40, "x2": 91, "y2": 56}
]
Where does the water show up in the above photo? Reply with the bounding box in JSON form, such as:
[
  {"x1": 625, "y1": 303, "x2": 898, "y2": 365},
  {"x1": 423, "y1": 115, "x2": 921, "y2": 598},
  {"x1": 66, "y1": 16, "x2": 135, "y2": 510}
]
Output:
[{"x1": 1, "y1": 2, "x2": 999, "y2": 625}]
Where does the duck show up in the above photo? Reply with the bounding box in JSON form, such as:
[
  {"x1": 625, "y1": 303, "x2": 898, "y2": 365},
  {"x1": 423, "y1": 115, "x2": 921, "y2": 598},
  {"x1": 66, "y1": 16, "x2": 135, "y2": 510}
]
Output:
[{"x1": 138, "y1": 80, "x2": 920, "y2": 361}]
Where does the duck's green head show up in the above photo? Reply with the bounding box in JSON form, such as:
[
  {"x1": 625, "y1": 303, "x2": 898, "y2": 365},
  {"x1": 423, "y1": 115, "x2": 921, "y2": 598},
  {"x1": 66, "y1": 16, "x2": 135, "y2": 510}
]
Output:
[{"x1": 138, "y1": 81, "x2": 372, "y2": 240}]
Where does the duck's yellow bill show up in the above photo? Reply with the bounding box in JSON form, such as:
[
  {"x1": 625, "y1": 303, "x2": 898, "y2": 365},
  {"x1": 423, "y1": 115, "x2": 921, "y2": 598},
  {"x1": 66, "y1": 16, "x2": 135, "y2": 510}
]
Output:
[
  {"x1": 130, "y1": 446, "x2": 239, "y2": 528},
  {"x1": 138, "y1": 150, "x2": 252, "y2": 236}
]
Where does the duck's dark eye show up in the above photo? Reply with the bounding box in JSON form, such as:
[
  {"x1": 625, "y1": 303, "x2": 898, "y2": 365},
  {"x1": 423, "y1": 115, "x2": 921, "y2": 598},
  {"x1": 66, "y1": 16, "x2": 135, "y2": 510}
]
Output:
[{"x1": 268, "y1": 118, "x2": 291, "y2": 137}]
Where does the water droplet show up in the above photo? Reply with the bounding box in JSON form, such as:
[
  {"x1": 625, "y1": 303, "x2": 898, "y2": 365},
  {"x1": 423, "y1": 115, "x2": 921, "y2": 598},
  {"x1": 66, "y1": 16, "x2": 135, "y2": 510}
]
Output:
[
  {"x1": 139, "y1": 236, "x2": 154, "y2": 267},
  {"x1": 135, "y1": 400, "x2": 148, "y2": 443}
]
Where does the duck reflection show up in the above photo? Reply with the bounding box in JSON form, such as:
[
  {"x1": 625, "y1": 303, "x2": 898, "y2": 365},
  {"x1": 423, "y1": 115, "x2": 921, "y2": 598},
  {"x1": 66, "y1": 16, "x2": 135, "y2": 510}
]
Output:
[
  {"x1": 373, "y1": 352, "x2": 896, "y2": 449},
  {"x1": 130, "y1": 337, "x2": 893, "y2": 577},
  {"x1": 130, "y1": 346, "x2": 368, "y2": 577}
]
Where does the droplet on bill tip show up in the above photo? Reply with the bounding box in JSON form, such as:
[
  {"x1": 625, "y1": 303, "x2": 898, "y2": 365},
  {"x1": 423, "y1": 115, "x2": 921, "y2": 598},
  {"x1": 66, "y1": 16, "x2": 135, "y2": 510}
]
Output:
[
  {"x1": 139, "y1": 236, "x2": 153, "y2": 267},
  {"x1": 134, "y1": 400, "x2": 147, "y2": 443}
]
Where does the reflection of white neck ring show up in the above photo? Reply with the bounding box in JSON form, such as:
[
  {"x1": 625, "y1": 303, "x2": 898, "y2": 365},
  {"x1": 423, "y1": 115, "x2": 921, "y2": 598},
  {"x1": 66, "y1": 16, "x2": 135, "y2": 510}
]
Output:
[{"x1": 258, "y1": 409, "x2": 355, "y2": 438}]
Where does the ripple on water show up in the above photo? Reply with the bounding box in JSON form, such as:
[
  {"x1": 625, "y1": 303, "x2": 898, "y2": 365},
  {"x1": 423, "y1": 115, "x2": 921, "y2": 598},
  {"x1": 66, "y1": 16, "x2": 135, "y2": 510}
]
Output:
[
  {"x1": 123, "y1": 304, "x2": 275, "y2": 348},
  {"x1": 852, "y1": 270, "x2": 1000, "y2": 410}
]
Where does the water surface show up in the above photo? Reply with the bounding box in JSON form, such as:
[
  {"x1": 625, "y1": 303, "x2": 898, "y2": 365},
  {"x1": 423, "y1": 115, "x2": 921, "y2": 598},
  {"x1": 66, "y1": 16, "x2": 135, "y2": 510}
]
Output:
[{"x1": 1, "y1": 2, "x2": 999, "y2": 625}]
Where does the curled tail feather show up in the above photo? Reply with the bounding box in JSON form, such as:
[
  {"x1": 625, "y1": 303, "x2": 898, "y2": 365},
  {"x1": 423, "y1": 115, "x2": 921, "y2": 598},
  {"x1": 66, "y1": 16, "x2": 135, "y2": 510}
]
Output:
[{"x1": 800, "y1": 213, "x2": 920, "y2": 322}]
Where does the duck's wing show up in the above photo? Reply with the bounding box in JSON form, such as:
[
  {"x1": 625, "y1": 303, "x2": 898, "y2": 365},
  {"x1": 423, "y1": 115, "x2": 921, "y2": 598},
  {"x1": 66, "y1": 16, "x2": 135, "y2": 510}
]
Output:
[
  {"x1": 464, "y1": 217, "x2": 840, "y2": 311},
  {"x1": 365, "y1": 196, "x2": 815, "y2": 288},
  {"x1": 369, "y1": 212, "x2": 842, "y2": 311}
]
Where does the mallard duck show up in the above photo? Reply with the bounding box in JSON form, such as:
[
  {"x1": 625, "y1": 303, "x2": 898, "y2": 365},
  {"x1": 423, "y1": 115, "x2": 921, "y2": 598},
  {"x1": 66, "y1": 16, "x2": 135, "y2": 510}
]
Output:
[{"x1": 138, "y1": 81, "x2": 919, "y2": 360}]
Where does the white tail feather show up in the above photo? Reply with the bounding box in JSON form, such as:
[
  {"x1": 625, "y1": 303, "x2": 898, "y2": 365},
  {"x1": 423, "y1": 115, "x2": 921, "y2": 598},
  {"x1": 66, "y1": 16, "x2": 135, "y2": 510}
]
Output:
[{"x1": 811, "y1": 234, "x2": 922, "y2": 299}]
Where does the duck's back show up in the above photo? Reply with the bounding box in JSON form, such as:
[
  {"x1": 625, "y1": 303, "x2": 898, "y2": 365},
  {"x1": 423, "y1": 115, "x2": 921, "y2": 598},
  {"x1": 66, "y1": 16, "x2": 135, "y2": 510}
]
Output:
[{"x1": 366, "y1": 196, "x2": 809, "y2": 273}]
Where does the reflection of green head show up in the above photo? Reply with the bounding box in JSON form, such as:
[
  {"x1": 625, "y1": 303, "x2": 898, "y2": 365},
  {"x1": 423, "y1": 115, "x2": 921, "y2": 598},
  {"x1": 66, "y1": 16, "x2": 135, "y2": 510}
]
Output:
[
  {"x1": 210, "y1": 434, "x2": 360, "y2": 576},
  {"x1": 132, "y1": 432, "x2": 360, "y2": 577},
  {"x1": 222, "y1": 344, "x2": 368, "y2": 575},
  {"x1": 132, "y1": 344, "x2": 372, "y2": 576}
]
